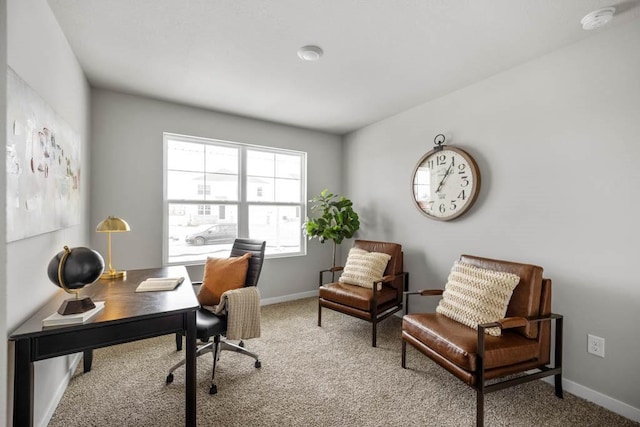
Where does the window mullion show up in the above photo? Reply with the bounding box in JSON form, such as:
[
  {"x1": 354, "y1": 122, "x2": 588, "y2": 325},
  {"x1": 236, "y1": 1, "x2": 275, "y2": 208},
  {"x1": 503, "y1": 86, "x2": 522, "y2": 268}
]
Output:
[{"x1": 238, "y1": 146, "x2": 249, "y2": 237}]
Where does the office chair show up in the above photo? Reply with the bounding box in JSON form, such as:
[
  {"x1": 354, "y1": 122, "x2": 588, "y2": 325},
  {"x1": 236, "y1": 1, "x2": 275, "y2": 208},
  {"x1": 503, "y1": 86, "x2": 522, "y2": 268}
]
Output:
[{"x1": 166, "y1": 238, "x2": 266, "y2": 395}]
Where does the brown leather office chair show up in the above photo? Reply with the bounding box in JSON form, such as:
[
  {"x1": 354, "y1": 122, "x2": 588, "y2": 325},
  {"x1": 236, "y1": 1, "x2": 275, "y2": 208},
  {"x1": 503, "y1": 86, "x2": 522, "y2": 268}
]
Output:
[
  {"x1": 166, "y1": 239, "x2": 266, "y2": 395},
  {"x1": 402, "y1": 254, "x2": 563, "y2": 427},
  {"x1": 318, "y1": 239, "x2": 408, "y2": 347}
]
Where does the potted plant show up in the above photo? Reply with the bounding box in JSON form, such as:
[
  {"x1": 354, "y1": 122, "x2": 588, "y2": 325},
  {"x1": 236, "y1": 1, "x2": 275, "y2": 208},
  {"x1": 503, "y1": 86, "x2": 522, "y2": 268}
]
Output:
[{"x1": 303, "y1": 189, "x2": 360, "y2": 270}]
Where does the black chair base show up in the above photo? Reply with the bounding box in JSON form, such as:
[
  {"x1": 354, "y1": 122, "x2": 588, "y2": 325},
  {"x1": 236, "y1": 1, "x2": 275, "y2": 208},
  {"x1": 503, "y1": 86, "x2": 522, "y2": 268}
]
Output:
[{"x1": 167, "y1": 336, "x2": 262, "y2": 394}]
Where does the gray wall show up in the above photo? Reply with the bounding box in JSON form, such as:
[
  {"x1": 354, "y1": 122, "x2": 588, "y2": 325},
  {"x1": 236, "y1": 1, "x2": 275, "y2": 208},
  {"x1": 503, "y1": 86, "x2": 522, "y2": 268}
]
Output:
[
  {"x1": 1, "y1": 0, "x2": 8, "y2": 423},
  {"x1": 90, "y1": 89, "x2": 342, "y2": 301},
  {"x1": 344, "y1": 18, "x2": 640, "y2": 415},
  {"x1": 5, "y1": 0, "x2": 91, "y2": 424}
]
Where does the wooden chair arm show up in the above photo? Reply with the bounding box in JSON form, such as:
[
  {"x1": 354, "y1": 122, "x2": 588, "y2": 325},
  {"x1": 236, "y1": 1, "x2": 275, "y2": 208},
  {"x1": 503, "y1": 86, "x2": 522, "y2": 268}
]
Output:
[
  {"x1": 379, "y1": 271, "x2": 408, "y2": 284},
  {"x1": 479, "y1": 313, "x2": 564, "y2": 331},
  {"x1": 497, "y1": 317, "x2": 528, "y2": 329},
  {"x1": 320, "y1": 266, "x2": 344, "y2": 274},
  {"x1": 403, "y1": 288, "x2": 443, "y2": 314},
  {"x1": 404, "y1": 289, "x2": 443, "y2": 297},
  {"x1": 318, "y1": 266, "x2": 344, "y2": 286}
]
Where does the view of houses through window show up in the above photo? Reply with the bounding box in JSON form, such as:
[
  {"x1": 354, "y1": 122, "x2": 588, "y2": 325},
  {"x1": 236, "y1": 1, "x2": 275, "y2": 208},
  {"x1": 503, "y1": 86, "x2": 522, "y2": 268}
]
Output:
[{"x1": 163, "y1": 133, "x2": 306, "y2": 265}]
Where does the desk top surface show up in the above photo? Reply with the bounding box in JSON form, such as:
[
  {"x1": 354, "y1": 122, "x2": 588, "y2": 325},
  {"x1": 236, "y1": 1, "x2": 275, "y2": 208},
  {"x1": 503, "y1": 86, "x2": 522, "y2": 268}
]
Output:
[{"x1": 9, "y1": 266, "x2": 199, "y2": 339}]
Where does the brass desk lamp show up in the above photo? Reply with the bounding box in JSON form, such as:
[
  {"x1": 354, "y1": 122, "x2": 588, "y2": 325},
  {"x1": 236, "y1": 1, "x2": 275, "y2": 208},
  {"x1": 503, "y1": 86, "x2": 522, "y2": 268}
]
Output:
[{"x1": 96, "y1": 216, "x2": 130, "y2": 279}]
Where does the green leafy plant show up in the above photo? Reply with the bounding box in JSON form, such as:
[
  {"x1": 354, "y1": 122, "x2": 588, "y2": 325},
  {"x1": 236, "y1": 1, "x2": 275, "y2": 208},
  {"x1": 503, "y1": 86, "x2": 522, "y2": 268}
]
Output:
[{"x1": 303, "y1": 189, "x2": 360, "y2": 269}]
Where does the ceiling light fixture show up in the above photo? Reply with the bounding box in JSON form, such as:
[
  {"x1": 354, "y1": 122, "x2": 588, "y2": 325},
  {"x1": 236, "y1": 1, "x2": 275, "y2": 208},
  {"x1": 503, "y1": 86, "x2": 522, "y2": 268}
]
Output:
[
  {"x1": 297, "y1": 45, "x2": 323, "y2": 61},
  {"x1": 581, "y1": 7, "x2": 615, "y2": 30}
]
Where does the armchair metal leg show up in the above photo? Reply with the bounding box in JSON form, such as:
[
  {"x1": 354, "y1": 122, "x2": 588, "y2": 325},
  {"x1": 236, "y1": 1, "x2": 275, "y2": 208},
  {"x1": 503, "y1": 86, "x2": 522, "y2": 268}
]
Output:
[
  {"x1": 372, "y1": 322, "x2": 377, "y2": 347},
  {"x1": 318, "y1": 302, "x2": 322, "y2": 327},
  {"x1": 401, "y1": 340, "x2": 407, "y2": 369},
  {"x1": 554, "y1": 316, "x2": 564, "y2": 399},
  {"x1": 477, "y1": 390, "x2": 485, "y2": 427}
]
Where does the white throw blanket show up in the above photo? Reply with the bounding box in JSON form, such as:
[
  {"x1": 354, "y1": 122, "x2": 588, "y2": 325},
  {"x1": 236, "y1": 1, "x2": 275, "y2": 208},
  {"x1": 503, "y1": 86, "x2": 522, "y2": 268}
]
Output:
[{"x1": 204, "y1": 287, "x2": 261, "y2": 340}]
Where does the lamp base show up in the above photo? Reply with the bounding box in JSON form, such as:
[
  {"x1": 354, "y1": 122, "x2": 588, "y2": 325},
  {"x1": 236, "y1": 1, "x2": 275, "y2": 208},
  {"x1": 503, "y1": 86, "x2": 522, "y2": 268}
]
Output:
[
  {"x1": 101, "y1": 270, "x2": 126, "y2": 280},
  {"x1": 57, "y1": 297, "x2": 96, "y2": 315}
]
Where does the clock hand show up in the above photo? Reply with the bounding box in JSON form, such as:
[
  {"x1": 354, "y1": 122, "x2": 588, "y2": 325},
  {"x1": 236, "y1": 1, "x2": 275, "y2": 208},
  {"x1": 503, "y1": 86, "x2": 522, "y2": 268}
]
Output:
[{"x1": 436, "y1": 162, "x2": 454, "y2": 193}]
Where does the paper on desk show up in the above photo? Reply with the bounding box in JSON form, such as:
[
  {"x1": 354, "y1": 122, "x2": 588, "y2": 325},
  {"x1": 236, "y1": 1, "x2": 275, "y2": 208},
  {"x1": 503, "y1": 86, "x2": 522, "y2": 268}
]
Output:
[{"x1": 136, "y1": 277, "x2": 184, "y2": 292}]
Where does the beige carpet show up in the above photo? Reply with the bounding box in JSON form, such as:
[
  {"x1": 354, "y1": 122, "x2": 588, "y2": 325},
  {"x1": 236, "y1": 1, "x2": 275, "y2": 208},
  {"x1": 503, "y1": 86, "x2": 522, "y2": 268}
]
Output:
[{"x1": 49, "y1": 297, "x2": 637, "y2": 426}]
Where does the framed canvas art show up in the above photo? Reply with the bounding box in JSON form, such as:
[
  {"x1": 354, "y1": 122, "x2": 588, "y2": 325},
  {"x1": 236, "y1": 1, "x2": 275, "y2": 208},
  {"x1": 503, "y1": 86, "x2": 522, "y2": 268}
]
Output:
[{"x1": 6, "y1": 67, "x2": 81, "y2": 242}]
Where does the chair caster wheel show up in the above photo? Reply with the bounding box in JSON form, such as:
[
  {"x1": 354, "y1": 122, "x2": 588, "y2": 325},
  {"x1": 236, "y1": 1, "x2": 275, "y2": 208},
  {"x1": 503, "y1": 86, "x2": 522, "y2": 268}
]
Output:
[
  {"x1": 166, "y1": 373, "x2": 174, "y2": 384},
  {"x1": 209, "y1": 384, "x2": 218, "y2": 395},
  {"x1": 255, "y1": 360, "x2": 261, "y2": 368},
  {"x1": 239, "y1": 341, "x2": 245, "y2": 348}
]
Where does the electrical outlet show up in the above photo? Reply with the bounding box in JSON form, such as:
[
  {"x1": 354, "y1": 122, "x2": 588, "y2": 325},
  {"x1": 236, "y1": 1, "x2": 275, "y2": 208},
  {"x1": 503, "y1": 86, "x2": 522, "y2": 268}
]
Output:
[{"x1": 587, "y1": 334, "x2": 605, "y2": 358}]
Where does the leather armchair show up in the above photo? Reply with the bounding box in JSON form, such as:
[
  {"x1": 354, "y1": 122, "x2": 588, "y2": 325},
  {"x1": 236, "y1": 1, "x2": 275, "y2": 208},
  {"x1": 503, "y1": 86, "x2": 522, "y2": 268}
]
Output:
[
  {"x1": 318, "y1": 239, "x2": 408, "y2": 347},
  {"x1": 402, "y1": 254, "x2": 563, "y2": 427}
]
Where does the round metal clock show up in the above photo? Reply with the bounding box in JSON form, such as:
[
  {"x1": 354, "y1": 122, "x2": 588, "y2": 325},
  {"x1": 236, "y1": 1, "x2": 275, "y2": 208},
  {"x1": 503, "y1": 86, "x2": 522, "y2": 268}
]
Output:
[{"x1": 411, "y1": 135, "x2": 481, "y2": 221}]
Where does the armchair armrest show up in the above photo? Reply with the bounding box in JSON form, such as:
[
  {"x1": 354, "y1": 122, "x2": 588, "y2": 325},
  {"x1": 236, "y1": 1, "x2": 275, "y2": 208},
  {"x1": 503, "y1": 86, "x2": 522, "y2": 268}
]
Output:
[
  {"x1": 403, "y1": 288, "x2": 443, "y2": 314},
  {"x1": 318, "y1": 266, "x2": 344, "y2": 285},
  {"x1": 405, "y1": 289, "x2": 444, "y2": 297},
  {"x1": 478, "y1": 313, "x2": 564, "y2": 331},
  {"x1": 476, "y1": 313, "x2": 564, "y2": 389},
  {"x1": 371, "y1": 271, "x2": 409, "y2": 306},
  {"x1": 376, "y1": 271, "x2": 408, "y2": 288}
]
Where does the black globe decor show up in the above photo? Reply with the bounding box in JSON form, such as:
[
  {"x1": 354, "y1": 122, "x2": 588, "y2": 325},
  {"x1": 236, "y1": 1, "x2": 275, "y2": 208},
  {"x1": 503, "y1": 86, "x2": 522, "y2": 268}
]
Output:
[{"x1": 47, "y1": 246, "x2": 105, "y2": 315}]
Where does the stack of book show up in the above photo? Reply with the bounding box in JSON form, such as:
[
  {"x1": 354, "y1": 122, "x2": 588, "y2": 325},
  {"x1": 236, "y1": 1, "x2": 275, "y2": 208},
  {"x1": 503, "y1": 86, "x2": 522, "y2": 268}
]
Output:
[{"x1": 42, "y1": 301, "x2": 105, "y2": 327}]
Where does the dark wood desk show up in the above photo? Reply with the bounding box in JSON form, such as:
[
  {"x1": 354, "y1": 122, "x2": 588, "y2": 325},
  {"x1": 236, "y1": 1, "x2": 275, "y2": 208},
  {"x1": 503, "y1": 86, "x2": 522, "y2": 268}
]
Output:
[{"x1": 9, "y1": 266, "x2": 199, "y2": 427}]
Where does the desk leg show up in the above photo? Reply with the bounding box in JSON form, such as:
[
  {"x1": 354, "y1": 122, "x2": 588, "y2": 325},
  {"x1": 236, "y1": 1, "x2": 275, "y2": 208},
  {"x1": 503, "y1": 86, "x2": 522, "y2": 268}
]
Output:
[
  {"x1": 14, "y1": 339, "x2": 34, "y2": 426},
  {"x1": 185, "y1": 310, "x2": 197, "y2": 427},
  {"x1": 83, "y1": 349, "x2": 93, "y2": 373}
]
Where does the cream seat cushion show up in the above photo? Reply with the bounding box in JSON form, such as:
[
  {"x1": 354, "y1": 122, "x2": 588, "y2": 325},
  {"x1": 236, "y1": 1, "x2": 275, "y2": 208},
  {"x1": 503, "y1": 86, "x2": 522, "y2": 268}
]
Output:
[
  {"x1": 339, "y1": 247, "x2": 391, "y2": 291},
  {"x1": 436, "y1": 260, "x2": 520, "y2": 336}
]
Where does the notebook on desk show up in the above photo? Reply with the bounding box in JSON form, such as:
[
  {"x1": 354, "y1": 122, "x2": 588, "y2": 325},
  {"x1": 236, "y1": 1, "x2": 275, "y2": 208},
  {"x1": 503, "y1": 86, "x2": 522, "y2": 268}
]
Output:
[{"x1": 136, "y1": 277, "x2": 185, "y2": 292}]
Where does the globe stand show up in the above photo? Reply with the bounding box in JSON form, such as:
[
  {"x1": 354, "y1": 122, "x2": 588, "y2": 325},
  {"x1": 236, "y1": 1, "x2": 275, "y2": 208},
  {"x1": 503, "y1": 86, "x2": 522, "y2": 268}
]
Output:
[{"x1": 57, "y1": 293, "x2": 96, "y2": 315}]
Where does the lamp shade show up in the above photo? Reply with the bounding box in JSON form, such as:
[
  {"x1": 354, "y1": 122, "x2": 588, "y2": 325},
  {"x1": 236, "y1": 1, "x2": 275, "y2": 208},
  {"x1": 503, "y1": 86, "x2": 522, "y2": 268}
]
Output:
[{"x1": 96, "y1": 216, "x2": 130, "y2": 233}]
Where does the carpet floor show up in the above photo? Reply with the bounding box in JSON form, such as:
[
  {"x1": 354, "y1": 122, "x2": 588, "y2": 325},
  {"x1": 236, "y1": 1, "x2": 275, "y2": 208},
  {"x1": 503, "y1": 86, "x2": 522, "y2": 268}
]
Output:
[{"x1": 49, "y1": 297, "x2": 638, "y2": 426}]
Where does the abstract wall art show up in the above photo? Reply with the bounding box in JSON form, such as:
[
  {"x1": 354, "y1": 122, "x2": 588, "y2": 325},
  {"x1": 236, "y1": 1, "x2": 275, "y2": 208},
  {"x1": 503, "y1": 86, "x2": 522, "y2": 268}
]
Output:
[{"x1": 5, "y1": 67, "x2": 81, "y2": 242}]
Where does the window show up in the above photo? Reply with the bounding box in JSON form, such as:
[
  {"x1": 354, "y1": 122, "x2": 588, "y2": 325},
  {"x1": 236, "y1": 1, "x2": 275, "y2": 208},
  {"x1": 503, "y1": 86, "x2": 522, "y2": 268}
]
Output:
[
  {"x1": 197, "y1": 205, "x2": 212, "y2": 216},
  {"x1": 163, "y1": 133, "x2": 306, "y2": 265},
  {"x1": 197, "y1": 184, "x2": 211, "y2": 195}
]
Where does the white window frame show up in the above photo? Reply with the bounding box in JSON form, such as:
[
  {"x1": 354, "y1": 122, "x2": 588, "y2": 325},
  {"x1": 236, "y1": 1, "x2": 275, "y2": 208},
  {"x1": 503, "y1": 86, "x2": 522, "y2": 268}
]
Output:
[{"x1": 163, "y1": 132, "x2": 307, "y2": 265}]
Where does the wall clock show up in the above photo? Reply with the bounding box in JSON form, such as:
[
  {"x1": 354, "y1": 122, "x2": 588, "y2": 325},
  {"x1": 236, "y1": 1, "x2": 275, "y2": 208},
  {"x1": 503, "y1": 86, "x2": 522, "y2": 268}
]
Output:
[{"x1": 411, "y1": 134, "x2": 481, "y2": 221}]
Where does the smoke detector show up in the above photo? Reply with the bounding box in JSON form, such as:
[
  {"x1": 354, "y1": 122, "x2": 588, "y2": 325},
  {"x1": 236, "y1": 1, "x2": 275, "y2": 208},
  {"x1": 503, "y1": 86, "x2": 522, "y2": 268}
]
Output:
[
  {"x1": 581, "y1": 7, "x2": 615, "y2": 30},
  {"x1": 297, "y1": 45, "x2": 323, "y2": 61}
]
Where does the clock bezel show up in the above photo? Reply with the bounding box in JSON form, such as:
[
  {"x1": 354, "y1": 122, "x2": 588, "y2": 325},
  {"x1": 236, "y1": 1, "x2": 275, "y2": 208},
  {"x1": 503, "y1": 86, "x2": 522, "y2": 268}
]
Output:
[{"x1": 410, "y1": 145, "x2": 481, "y2": 221}]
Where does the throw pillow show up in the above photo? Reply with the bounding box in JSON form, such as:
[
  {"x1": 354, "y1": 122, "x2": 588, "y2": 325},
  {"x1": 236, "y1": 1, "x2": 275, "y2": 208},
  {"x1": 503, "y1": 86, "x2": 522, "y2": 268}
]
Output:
[
  {"x1": 436, "y1": 261, "x2": 520, "y2": 336},
  {"x1": 197, "y1": 252, "x2": 252, "y2": 306},
  {"x1": 338, "y1": 247, "x2": 391, "y2": 290}
]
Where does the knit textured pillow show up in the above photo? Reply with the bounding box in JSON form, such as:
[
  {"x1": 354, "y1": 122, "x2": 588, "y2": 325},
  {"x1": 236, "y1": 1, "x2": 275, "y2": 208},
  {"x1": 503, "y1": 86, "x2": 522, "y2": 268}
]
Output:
[
  {"x1": 338, "y1": 248, "x2": 391, "y2": 290},
  {"x1": 436, "y1": 261, "x2": 520, "y2": 336}
]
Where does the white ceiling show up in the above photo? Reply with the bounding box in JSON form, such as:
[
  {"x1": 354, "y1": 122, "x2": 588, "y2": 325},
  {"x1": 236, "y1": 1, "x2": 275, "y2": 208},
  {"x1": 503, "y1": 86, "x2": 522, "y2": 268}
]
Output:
[{"x1": 47, "y1": 0, "x2": 640, "y2": 135}]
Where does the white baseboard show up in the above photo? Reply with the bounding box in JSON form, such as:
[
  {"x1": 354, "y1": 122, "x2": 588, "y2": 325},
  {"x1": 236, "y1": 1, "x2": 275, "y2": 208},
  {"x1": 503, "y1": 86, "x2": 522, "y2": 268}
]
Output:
[
  {"x1": 542, "y1": 376, "x2": 640, "y2": 423},
  {"x1": 39, "y1": 353, "x2": 82, "y2": 427},
  {"x1": 261, "y1": 289, "x2": 318, "y2": 306}
]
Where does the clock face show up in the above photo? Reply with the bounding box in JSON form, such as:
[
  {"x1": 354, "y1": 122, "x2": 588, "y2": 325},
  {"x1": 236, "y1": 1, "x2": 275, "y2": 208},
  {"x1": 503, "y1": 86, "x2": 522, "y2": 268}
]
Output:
[{"x1": 411, "y1": 146, "x2": 481, "y2": 221}]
